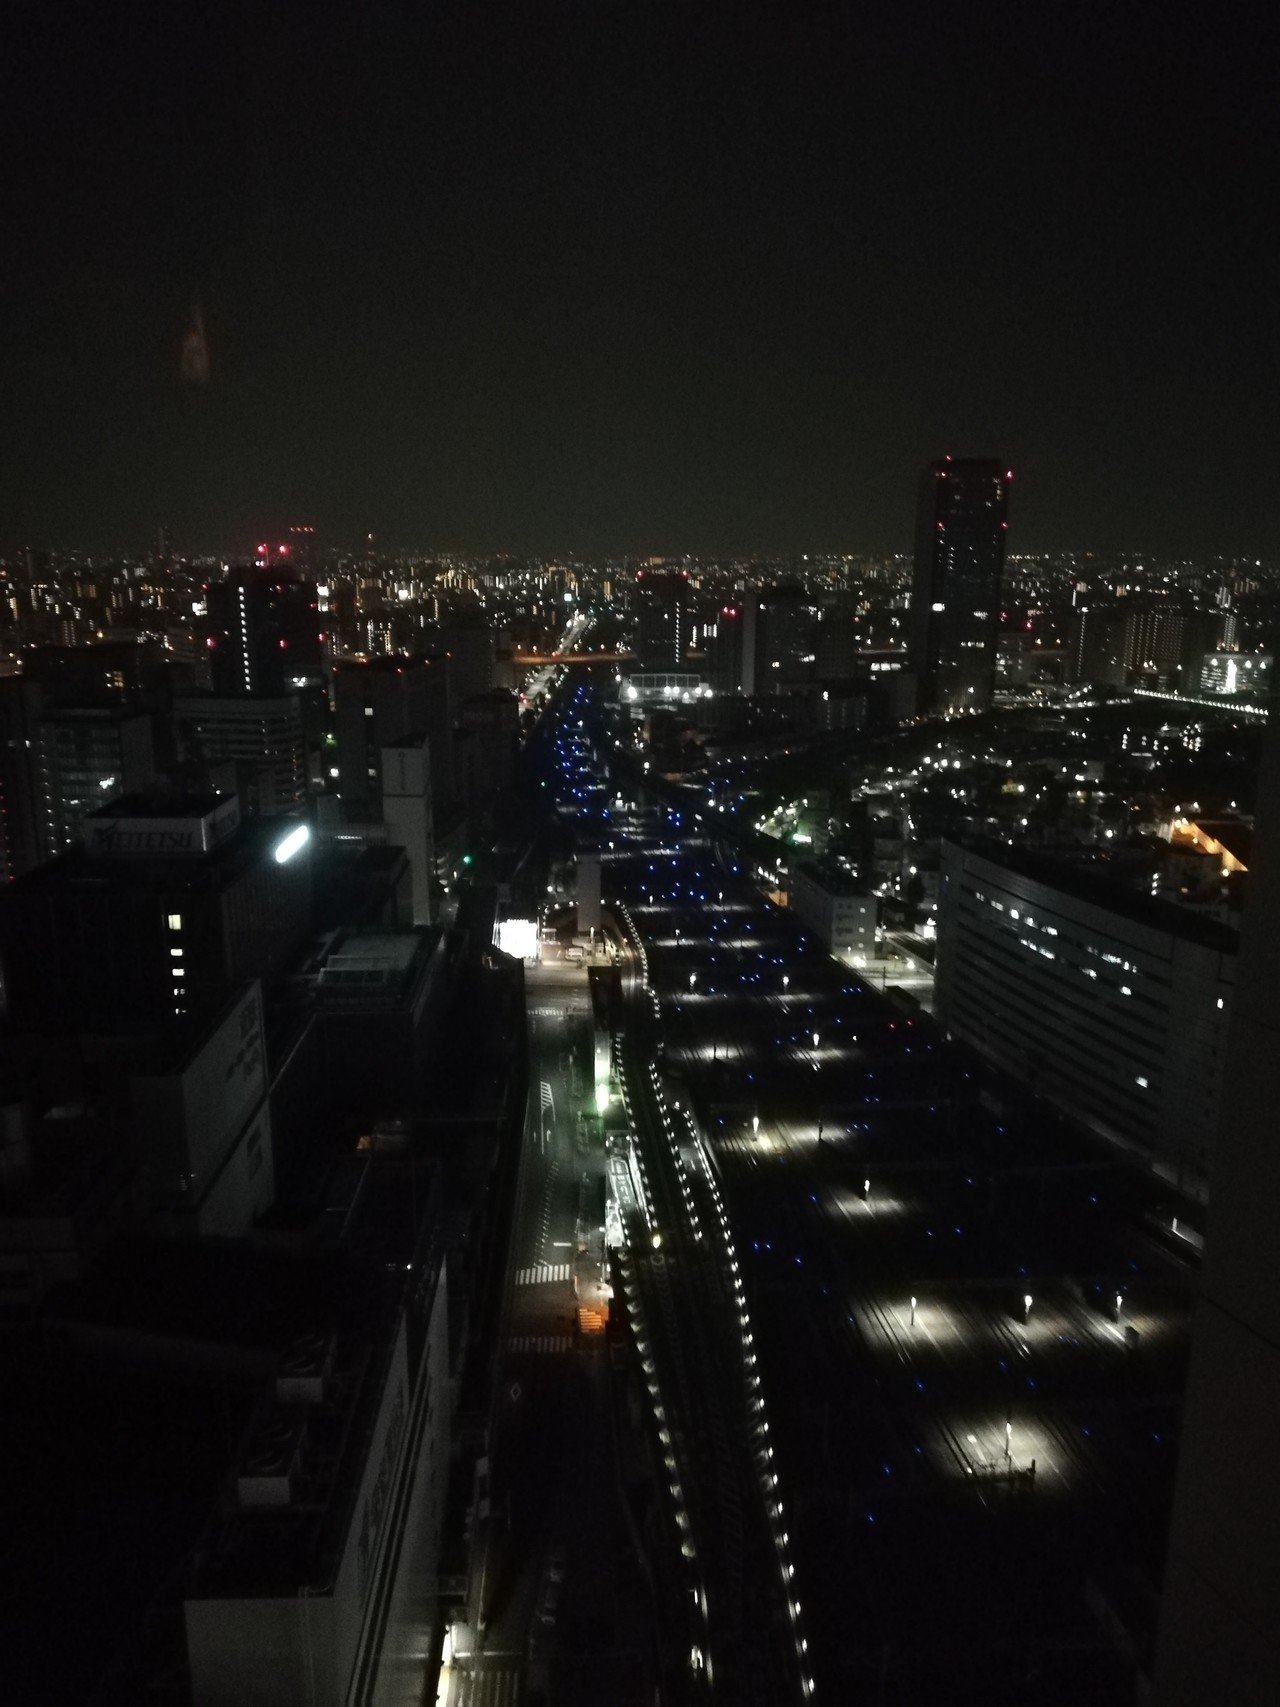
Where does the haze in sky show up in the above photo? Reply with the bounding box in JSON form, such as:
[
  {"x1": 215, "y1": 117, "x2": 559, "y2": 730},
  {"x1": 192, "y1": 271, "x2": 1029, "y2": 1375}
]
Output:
[{"x1": 1, "y1": 2, "x2": 1276, "y2": 558}]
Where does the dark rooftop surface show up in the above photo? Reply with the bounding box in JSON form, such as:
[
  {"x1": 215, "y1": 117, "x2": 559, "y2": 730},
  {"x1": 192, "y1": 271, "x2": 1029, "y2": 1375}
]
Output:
[{"x1": 950, "y1": 837, "x2": 1240, "y2": 953}]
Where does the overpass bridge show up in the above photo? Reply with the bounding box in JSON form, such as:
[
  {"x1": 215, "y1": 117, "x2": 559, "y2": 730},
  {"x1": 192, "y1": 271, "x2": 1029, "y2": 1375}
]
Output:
[{"x1": 514, "y1": 649, "x2": 634, "y2": 665}]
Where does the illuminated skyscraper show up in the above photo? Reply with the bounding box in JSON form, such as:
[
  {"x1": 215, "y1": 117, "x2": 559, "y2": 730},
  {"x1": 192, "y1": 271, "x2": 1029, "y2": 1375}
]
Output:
[{"x1": 910, "y1": 458, "x2": 1010, "y2": 716}]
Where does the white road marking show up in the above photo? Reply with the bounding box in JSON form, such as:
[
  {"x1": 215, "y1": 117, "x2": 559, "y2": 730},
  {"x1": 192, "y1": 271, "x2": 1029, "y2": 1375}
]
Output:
[{"x1": 515, "y1": 1263, "x2": 571, "y2": 1286}]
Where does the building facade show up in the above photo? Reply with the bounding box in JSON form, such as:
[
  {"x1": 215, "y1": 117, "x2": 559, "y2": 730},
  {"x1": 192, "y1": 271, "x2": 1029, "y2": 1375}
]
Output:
[
  {"x1": 910, "y1": 459, "x2": 1009, "y2": 716},
  {"x1": 789, "y1": 860, "x2": 877, "y2": 956},
  {"x1": 935, "y1": 840, "x2": 1234, "y2": 1192},
  {"x1": 334, "y1": 658, "x2": 452, "y2": 816},
  {"x1": 184, "y1": 1244, "x2": 452, "y2": 1706},
  {"x1": 35, "y1": 704, "x2": 156, "y2": 859},
  {"x1": 204, "y1": 567, "x2": 325, "y2": 697},
  {"x1": 173, "y1": 693, "x2": 309, "y2": 809},
  {"x1": 632, "y1": 569, "x2": 688, "y2": 667}
]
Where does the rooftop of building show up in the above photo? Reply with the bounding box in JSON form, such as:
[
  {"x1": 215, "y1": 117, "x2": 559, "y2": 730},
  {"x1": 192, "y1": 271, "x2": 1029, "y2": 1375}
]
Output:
[
  {"x1": 84, "y1": 788, "x2": 227, "y2": 819},
  {"x1": 946, "y1": 837, "x2": 1239, "y2": 952},
  {"x1": 51, "y1": 1150, "x2": 446, "y2": 1603},
  {"x1": 172, "y1": 690, "x2": 308, "y2": 711},
  {"x1": 316, "y1": 930, "x2": 425, "y2": 1004},
  {"x1": 792, "y1": 856, "x2": 872, "y2": 898},
  {"x1": 7, "y1": 810, "x2": 304, "y2": 894}
]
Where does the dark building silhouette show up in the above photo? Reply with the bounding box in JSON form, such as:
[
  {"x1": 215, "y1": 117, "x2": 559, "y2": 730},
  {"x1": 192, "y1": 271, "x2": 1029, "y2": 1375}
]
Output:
[
  {"x1": 707, "y1": 597, "x2": 757, "y2": 696},
  {"x1": 910, "y1": 458, "x2": 1010, "y2": 716},
  {"x1": 0, "y1": 793, "x2": 312, "y2": 1040},
  {"x1": 1154, "y1": 706, "x2": 1280, "y2": 1705},
  {"x1": 204, "y1": 567, "x2": 325, "y2": 697},
  {"x1": 333, "y1": 656, "x2": 453, "y2": 815},
  {"x1": 0, "y1": 678, "x2": 42, "y2": 882},
  {"x1": 633, "y1": 568, "x2": 689, "y2": 667}
]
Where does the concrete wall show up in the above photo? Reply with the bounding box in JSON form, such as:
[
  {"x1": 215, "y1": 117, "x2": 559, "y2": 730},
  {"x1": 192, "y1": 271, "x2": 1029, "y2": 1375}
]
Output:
[{"x1": 131, "y1": 983, "x2": 274, "y2": 1228}]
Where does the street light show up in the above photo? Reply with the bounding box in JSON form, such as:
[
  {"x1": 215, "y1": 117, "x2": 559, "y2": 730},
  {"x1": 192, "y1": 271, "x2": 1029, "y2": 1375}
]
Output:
[
  {"x1": 752, "y1": 1114, "x2": 760, "y2": 1137},
  {"x1": 782, "y1": 974, "x2": 789, "y2": 992},
  {"x1": 1023, "y1": 1292, "x2": 1033, "y2": 1322},
  {"x1": 689, "y1": 972, "x2": 697, "y2": 991},
  {"x1": 910, "y1": 1295, "x2": 917, "y2": 1327},
  {"x1": 812, "y1": 1031, "x2": 820, "y2": 1050}
]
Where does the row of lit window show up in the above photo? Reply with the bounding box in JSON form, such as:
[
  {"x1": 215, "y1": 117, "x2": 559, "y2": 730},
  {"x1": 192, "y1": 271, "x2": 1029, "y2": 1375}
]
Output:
[{"x1": 168, "y1": 910, "x2": 186, "y2": 1012}]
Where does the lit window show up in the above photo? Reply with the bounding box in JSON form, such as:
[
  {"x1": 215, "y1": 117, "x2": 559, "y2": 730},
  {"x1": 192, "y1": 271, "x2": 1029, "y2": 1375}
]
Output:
[
  {"x1": 1120, "y1": 985, "x2": 1132, "y2": 996},
  {"x1": 170, "y1": 947, "x2": 183, "y2": 958},
  {"x1": 1136, "y1": 1076, "x2": 1149, "y2": 1089},
  {"x1": 173, "y1": 967, "x2": 185, "y2": 978},
  {"x1": 167, "y1": 913, "x2": 183, "y2": 931}
]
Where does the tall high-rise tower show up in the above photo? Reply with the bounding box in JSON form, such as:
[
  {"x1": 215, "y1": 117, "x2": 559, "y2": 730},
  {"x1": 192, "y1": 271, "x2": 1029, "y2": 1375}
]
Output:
[
  {"x1": 204, "y1": 564, "x2": 324, "y2": 697},
  {"x1": 632, "y1": 569, "x2": 689, "y2": 668},
  {"x1": 910, "y1": 458, "x2": 1010, "y2": 716}
]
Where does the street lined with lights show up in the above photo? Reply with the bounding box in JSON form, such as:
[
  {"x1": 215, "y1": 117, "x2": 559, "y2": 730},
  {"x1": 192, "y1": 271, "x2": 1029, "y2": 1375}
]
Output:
[{"x1": 533, "y1": 672, "x2": 1196, "y2": 1704}]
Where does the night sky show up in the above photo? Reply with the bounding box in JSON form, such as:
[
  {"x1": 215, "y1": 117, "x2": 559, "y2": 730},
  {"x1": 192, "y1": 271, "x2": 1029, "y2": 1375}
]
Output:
[{"x1": 3, "y1": 1, "x2": 1277, "y2": 558}]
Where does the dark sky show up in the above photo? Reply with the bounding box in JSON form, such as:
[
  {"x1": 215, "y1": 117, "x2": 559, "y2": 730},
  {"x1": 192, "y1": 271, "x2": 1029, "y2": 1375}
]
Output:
[{"x1": 2, "y1": 1, "x2": 1278, "y2": 558}]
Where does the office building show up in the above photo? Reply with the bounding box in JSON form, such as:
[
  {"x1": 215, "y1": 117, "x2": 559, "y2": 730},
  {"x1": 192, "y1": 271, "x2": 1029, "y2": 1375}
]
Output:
[
  {"x1": 632, "y1": 569, "x2": 688, "y2": 667},
  {"x1": 129, "y1": 980, "x2": 275, "y2": 1236},
  {"x1": 706, "y1": 598, "x2": 758, "y2": 696},
  {"x1": 935, "y1": 840, "x2": 1235, "y2": 1194},
  {"x1": 173, "y1": 692, "x2": 309, "y2": 810},
  {"x1": 910, "y1": 458, "x2": 1010, "y2": 716},
  {"x1": 34, "y1": 704, "x2": 157, "y2": 859},
  {"x1": 789, "y1": 861, "x2": 877, "y2": 956},
  {"x1": 1067, "y1": 606, "x2": 1128, "y2": 687},
  {"x1": 1069, "y1": 602, "x2": 1190, "y2": 690},
  {"x1": 756, "y1": 584, "x2": 814, "y2": 691},
  {"x1": 0, "y1": 678, "x2": 41, "y2": 882},
  {"x1": 1198, "y1": 651, "x2": 1271, "y2": 698},
  {"x1": 456, "y1": 689, "x2": 518, "y2": 814},
  {"x1": 434, "y1": 618, "x2": 497, "y2": 702},
  {"x1": 380, "y1": 736, "x2": 434, "y2": 926},
  {"x1": 1124, "y1": 604, "x2": 1186, "y2": 684},
  {"x1": 0, "y1": 793, "x2": 312, "y2": 1040},
  {"x1": 814, "y1": 594, "x2": 860, "y2": 681},
  {"x1": 1154, "y1": 710, "x2": 1280, "y2": 1706},
  {"x1": 184, "y1": 1194, "x2": 452, "y2": 1707},
  {"x1": 205, "y1": 566, "x2": 325, "y2": 697},
  {"x1": 334, "y1": 658, "x2": 452, "y2": 816}
]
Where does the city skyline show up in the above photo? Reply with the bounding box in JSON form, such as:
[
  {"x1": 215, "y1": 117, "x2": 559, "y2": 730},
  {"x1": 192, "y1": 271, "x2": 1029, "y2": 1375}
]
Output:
[{"x1": 2, "y1": 5, "x2": 1278, "y2": 1701}]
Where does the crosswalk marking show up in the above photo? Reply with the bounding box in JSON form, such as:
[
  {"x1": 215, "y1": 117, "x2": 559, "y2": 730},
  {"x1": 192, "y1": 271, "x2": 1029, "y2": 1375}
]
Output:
[
  {"x1": 516, "y1": 1263, "x2": 571, "y2": 1286},
  {"x1": 508, "y1": 1334, "x2": 574, "y2": 1354},
  {"x1": 457, "y1": 1666, "x2": 520, "y2": 1705}
]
